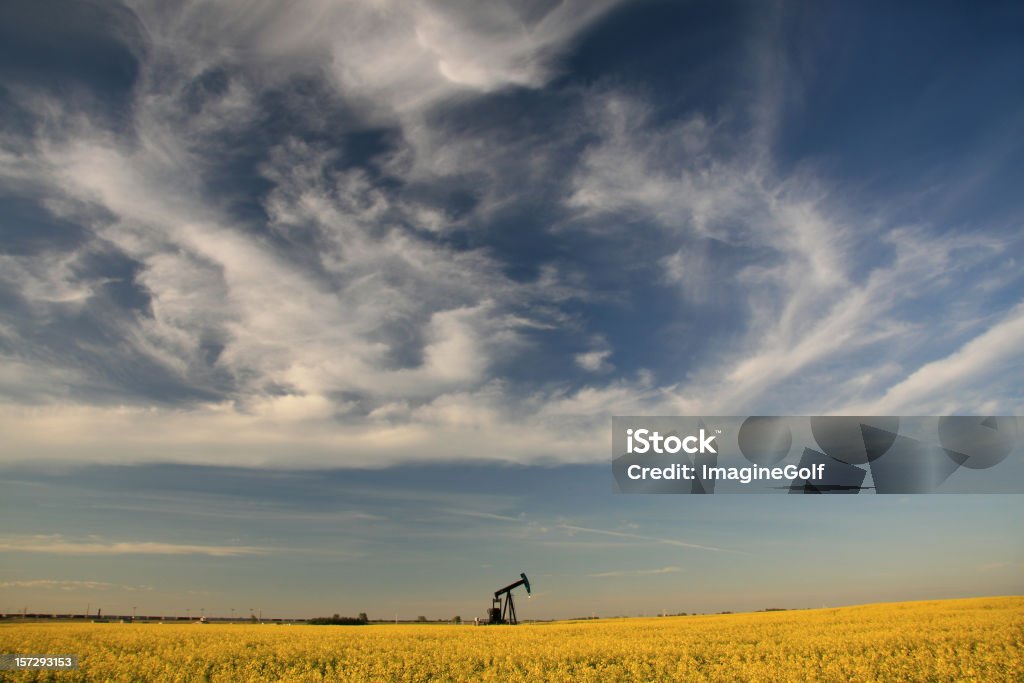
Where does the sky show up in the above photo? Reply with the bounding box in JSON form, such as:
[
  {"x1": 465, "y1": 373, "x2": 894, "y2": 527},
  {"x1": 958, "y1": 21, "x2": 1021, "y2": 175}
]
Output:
[{"x1": 1, "y1": 0, "x2": 1022, "y2": 620}]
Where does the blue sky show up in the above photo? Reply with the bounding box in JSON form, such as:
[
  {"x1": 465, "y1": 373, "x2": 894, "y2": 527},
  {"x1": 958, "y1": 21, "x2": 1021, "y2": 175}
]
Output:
[{"x1": 1, "y1": 0, "x2": 1022, "y2": 619}]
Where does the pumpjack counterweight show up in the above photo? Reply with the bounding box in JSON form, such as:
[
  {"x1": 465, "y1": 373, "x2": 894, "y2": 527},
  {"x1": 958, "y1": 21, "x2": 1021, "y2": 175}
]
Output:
[{"x1": 486, "y1": 573, "x2": 531, "y2": 625}]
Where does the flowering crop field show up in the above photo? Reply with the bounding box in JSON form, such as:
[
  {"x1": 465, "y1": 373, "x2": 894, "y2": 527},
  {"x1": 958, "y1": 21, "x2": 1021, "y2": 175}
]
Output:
[{"x1": 1, "y1": 597, "x2": 1021, "y2": 681}]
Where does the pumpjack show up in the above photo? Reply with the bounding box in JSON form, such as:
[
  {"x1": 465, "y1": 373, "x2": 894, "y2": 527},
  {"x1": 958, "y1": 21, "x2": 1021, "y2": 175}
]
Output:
[{"x1": 487, "y1": 573, "x2": 531, "y2": 624}]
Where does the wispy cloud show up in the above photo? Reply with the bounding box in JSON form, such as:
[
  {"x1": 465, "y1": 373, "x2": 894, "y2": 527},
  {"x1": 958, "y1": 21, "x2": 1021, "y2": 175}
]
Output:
[
  {"x1": 0, "y1": 0, "x2": 623, "y2": 467},
  {"x1": 0, "y1": 535, "x2": 269, "y2": 557},
  {"x1": 575, "y1": 349, "x2": 614, "y2": 374},
  {"x1": 557, "y1": 524, "x2": 741, "y2": 554},
  {"x1": 0, "y1": 0, "x2": 1020, "y2": 475},
  {"x1": 587, "y1": 566, "x2": 682, "y2": 579},
  {"x1": 90, "y1": 497, "x2": 388, "y2": 524},
  {"x1": 851, "y1": 301, "x2": 1024, "y2": 414},
  {"x1": 566, "y1": 86, "x2": 1023, "y2": 417},
  {"x1": 445, "y1": 509, "x2": 525, "y2": 523},
  {"x1": 0, "y1": 580, "x2": 153, "y2": 591},
  {"x1": 126, "y1": 0, "x2": 626, "y2": 119}
]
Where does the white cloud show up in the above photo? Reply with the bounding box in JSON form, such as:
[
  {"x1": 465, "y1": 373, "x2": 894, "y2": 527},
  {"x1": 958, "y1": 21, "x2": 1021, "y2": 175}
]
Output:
[
  {"x1": 0, "y1": 55, "x2": 663, "y2": 470},
  {"x1": 0, "y1": 251, "x2": 101, "y2": 306},
  {"x1": 851, "y1": 301, "x2": 1024, "y2": 415},
  {"x1": 576, "y1": 349, "x2": 613, "y2": 373},
  {"x1": 587, "y1": 566, "x2": 682, "y2": 578},
  {"x1": 0, "y1": 580, "x2": 153, "y2": 592},
  {"x1": 1, "y1": 0, "x2": 1021, "y2": 473},
  {"x1": 1, "y1": 87, "x2": 550, "y2": 412},
  {"x1": 0, "y1": 1, "x2": 666, "y2": 471},
  {"x1": 975, "y1": 562, "x2": 1010, "y2": 572},
  {"x1": 0, "y1": 394, "x2": 614, "y2": 467},
  {"x1": 126, "y1": 0, "x2": 624, "y2": 119},
  {"x1": 557, "y1": 524, "x2": 737, "y2": 554},
  {"x1": 567, "y1": 89, "x2": 1023, "y2": 416},
  {"x1": 0, "y1": 535, "x2": 268, "y2": 557}
]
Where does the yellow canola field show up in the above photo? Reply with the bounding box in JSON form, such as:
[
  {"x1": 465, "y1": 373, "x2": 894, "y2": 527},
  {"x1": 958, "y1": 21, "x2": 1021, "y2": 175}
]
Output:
[{"x1": 1, "y1": 597, "x2": 1021, "y2": 682}]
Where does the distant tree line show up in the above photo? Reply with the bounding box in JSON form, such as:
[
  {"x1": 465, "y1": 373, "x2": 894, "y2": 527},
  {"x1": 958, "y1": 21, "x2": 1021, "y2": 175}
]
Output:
[{"x1": 308, "y1": 612, "x2": 369, "y2": 625}]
